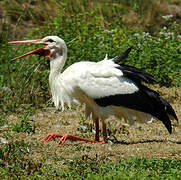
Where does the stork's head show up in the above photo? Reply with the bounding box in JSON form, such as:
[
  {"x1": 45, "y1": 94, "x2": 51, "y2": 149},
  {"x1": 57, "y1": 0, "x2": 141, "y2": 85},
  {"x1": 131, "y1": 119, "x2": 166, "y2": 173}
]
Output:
[{"x1": 8, "y1": 36, "x2": 67, "y2": 61}]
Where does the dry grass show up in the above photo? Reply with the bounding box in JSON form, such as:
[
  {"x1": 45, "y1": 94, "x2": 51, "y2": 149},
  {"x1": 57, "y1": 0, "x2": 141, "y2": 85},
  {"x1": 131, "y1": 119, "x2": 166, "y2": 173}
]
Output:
[{"x1": 2, "y1": 87, "x2": 181, "y2": 169}]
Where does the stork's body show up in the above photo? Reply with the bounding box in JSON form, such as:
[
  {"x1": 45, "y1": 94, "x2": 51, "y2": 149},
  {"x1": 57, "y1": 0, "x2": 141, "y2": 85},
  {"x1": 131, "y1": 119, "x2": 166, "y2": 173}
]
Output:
[{"x1": 9, "y1": 36, "x2": 178, "y2": 146}]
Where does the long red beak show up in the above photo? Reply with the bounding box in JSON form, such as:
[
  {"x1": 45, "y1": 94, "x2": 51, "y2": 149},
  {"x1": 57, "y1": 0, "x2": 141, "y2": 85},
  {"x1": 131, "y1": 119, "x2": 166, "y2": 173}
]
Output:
[{"x1": 8, "y1": 39, "x2": 48, "y2": 61}]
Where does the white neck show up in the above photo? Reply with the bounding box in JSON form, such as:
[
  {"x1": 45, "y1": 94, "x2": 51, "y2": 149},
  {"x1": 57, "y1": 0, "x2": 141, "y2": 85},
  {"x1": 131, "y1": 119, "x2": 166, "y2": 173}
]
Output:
[{"x1": 49, "y1": 45, "x2": 67, "y2": 85}]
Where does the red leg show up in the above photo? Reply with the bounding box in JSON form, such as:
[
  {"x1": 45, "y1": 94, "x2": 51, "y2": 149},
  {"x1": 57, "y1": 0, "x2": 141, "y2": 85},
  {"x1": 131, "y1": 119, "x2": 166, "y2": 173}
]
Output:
[
  {"x1": 57, "y1": 134, "x2": 105, "y2": 146},
  {"x1": 103, "y1": 122, "x2": 107, "y2": 142},
  {"x1": 41, "y1": 133, "x2": 64, "y2": 142},
  {"x1": 95, "y1": 118, "x2": 99, "y2": 141},
  {"x1": 41, "y1": 133, "x2": 105, "y2": 147}
]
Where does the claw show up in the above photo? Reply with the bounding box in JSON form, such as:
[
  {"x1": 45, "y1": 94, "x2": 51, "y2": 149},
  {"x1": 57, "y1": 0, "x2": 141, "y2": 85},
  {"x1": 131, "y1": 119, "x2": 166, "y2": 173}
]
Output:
[
  {"x1": 41, "y1": 133, "x2": 106, "y2": 147},
  {"x1": 41, "y1": 133, "x2": 63, "y2": 142}
]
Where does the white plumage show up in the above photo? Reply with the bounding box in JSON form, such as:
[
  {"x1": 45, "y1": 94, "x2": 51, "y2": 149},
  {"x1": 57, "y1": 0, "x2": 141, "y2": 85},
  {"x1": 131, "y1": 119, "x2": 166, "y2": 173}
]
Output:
[
  {"x1": 9, "y1": 35, "x2": 178, "y2": 146},
  {"x1": 59, "y1": 62, "x2": 138, "y2": 104},
  {"x1": 55, "y1": 61, "x2": 145, "y2": 124}
]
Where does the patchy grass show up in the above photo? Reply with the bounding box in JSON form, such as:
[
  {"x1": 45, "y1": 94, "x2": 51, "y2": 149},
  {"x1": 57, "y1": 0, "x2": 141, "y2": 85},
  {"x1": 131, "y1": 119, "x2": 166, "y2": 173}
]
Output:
[
  {"x1": 61, "y1": 157, "x2": 181, "y2": 179},
  {"x1": 1, "y1": 0, "x2": 181, "y2": 114},
  {"x1": 0, "y1": 87, "x2": 181, "y2": 178},
  {"x1": 1, "y1": 141, "x2": 181, "y2": 179}
]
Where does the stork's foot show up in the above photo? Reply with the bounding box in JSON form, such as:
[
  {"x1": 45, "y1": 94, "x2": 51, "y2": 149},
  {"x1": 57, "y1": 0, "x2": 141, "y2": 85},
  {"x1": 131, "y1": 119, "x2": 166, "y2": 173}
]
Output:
[
  {"x1": 41, "y1": 133, "x2": 105, "y2": 147},
  {"x1": 41, "y1": 133, "x2": 63, "y2": 142}
]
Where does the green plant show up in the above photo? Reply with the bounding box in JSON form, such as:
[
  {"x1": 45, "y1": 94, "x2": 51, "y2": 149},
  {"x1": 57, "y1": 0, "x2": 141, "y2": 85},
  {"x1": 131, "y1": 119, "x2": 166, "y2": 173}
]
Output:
[{"x1": 12, "y1": 113, "x2": 36, "y2": 134}]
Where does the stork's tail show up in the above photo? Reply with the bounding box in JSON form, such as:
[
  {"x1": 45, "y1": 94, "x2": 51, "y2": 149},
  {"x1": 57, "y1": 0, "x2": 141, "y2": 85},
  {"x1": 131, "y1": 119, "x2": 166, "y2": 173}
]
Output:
[
  {"x1": 143, "y1": 86, "x2": 178, "y2": 134},
  {"x1": 113, "y1": 47, "x2": 132, "y2": 63}
]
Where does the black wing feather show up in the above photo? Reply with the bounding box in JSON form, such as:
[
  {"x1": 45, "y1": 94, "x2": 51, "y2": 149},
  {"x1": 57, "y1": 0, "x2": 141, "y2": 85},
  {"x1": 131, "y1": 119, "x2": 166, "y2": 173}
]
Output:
[
  {"x1": 113, "y1": 47, "x2": 157, "y2": 84},
  {"x1": 113, "y1": 47, "x2": 132, "y2": 63},
  {"x1": 117, "y1": 64, "x2": 157, "y2": 84},
  {"x1": 95, "y1": 84, "x2": 178, "y2": 134},
  {"x1": 97, "y1": 48, "x2": 178, "y2": 133}
]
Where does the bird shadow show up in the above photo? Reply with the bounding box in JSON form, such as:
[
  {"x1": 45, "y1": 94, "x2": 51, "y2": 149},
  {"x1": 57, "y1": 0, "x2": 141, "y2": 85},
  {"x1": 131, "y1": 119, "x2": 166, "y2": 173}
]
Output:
[{"x1": 108, "y1": 137, "x2": 181, "y2": 145}]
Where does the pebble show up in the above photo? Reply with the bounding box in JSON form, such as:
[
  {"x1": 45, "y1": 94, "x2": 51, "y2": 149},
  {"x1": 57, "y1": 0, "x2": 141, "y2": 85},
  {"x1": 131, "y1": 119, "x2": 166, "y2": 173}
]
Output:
[{"x1": 0, "y1": 137, "x2": 8, "y2": 144}]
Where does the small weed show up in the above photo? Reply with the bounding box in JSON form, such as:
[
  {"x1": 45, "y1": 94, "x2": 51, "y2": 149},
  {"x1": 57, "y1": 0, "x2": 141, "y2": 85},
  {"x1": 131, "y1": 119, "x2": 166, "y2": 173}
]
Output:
[
  {"x1": 62, "y1": 120, "x2": 70, "y2": 126},
  {"x1": 75, "y1": 145, "x2": 92, "y2": 152},
  {"x1": 0, "y1": 114, "x2": 6, "y2": 126},
  {"x1": 12, "y1": 113, "x2": 36, "y2": 134}
]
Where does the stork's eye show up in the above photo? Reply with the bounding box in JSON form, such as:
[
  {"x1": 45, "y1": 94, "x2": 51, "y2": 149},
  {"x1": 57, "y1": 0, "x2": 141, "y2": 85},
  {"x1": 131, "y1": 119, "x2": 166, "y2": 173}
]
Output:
[{"x1": 45, "y1": 39, "x2": 55, "y2": 43}]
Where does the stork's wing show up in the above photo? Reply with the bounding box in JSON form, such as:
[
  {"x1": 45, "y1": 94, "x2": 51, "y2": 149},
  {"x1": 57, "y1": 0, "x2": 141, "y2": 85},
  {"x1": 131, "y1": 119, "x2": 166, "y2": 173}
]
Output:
[
  {"x1": 113, "y1": 47, "x2": 133, "y2": 63},
  {"x1": 64, "y1": 61, "x2": 139, "y2": 99},
  {"x1": 63, "y1": 61, "x2": 156, "y2": 99},
  {"x1": 94, "y1": 84, "x2": 178, "y2": 134},
  {"x1": 118, "y1": 64, "x2": 157, "y2": 84},
  {"x1": 99, "y1": 47, "x2": 132, "y2": 64},
  {"x1": 62, "y1": 61, "x2": 178, "y2": 134}
]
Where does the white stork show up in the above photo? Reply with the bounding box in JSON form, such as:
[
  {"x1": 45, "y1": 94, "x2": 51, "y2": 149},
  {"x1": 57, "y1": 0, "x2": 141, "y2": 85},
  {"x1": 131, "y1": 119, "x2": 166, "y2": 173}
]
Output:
[{"x1": 9, "y1": 36, "x2": 178, "y2": 146}]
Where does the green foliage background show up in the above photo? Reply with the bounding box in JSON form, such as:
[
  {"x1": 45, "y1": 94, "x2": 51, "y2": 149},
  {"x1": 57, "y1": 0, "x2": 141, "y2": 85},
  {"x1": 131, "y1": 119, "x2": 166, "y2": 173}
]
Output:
[{"x1": 0, "y1": 0, "x2": 181, "y2": 113}]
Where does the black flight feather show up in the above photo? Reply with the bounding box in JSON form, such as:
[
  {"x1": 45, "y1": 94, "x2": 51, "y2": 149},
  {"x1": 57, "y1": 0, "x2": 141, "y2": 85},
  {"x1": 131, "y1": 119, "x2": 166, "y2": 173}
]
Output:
[
  {"x1": 96, "y1": 47, "x2": 178, "y2": 133},
  {"x1": 113, "y1": 47, "x2": 157, "y2": 84},
  {"x1": 94, "y1": 84, "x2": 178, "y2": 134},
  {"x1": 113, "y1": 47, "x2": 132, "y2": 63},
  {"x1": 117, "y1": 64, "x2": 157, "y2": 84}
]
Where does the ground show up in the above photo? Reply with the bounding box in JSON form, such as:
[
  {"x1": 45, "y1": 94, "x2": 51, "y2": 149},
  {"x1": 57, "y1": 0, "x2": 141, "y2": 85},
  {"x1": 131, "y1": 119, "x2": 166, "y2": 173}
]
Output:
[{"x1": 2, "y1": 87, "x2": 181, "y2": 169}]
